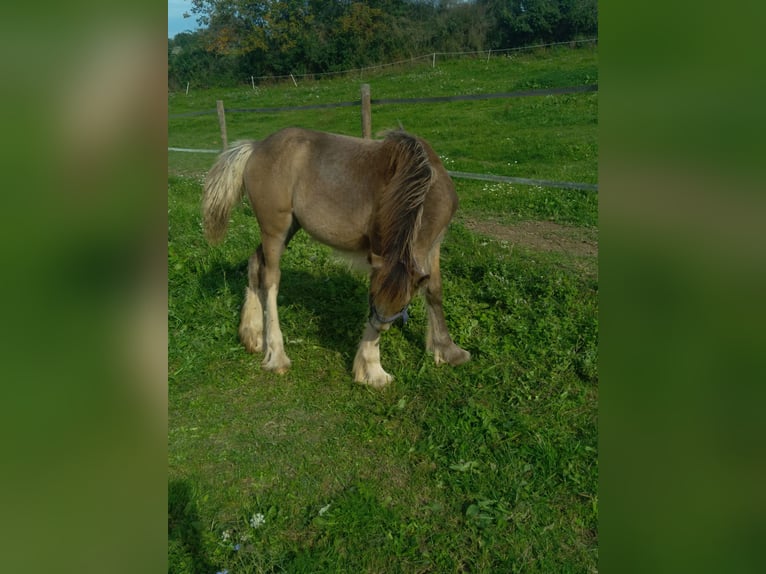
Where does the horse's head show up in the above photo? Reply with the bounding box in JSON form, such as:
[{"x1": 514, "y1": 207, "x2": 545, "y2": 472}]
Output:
[{"x1": 368, "y1": 253, "x2": 429, "y2": 331}]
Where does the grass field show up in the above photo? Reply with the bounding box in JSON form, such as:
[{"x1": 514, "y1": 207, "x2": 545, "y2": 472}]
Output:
[{"x1": 169, "y1": 45, "x2": 598, "y2": 573}]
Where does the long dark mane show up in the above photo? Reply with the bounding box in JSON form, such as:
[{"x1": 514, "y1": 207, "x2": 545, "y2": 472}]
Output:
[{"x1": 373, "y1": 130, "x2": 434, "y2": 302}]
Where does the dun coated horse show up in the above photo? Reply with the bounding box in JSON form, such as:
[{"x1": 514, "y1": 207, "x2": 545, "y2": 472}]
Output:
[{"x1": 202, "y1": 127, "x2": 470, "y2": 387}]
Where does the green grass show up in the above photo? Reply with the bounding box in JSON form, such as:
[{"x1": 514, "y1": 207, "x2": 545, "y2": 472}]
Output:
[{"x1": 169, "y1": 46, "x2": 597, "y2": 573}]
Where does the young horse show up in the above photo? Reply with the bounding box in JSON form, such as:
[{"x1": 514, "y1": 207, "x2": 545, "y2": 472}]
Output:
[{"x1": 202, "y1": 127, "x2": 470, "y2": 387}]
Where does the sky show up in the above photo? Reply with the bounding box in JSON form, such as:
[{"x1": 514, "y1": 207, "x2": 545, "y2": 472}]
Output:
[{"x1": 168, "y1": 0, "x2": 202, "y2": 38}]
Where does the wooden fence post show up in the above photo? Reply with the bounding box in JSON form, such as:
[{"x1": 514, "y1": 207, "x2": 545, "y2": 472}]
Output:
[
  {"x1": 216, "y1": 100, "x2": 228, "y2": 150},
  {"x1": 360, "y1": 84, "x2": 372, "y2": 139}
]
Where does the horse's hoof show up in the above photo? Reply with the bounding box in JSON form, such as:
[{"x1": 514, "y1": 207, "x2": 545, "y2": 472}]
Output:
[
  {"x1": 450, "y1": 348, "x2": 471, "y2": 366},
  {"x1": 354, "y1": 369, "x2": 393, "y2": 388},
  {"x1": 434, "y1": 345, "x2": 471, "y2": 366},
  {"x1": 242, "y1": 340, "x2": 264, "y2": 354},
  {"x1": 239, "y1": 327, "x2": 264, "y2": 354},
  {"x1": 262, "y1": 353, "x2": 291, "y2": 374}
]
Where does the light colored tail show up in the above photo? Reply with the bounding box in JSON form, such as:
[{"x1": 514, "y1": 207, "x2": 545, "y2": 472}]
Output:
[{"x1": 202, "y1": 141, "x2": 255, "y2": 244}]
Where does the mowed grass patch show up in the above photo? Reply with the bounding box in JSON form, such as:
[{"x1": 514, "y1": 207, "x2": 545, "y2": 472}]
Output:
[{"x1": 168, "y1": 170, "x2": 597, "y2": 572}]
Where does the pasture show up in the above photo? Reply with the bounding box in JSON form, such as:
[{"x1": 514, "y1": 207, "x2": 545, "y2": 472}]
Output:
[{"x1": 169, "y1": 45, "x2": 598, "y2": 573}]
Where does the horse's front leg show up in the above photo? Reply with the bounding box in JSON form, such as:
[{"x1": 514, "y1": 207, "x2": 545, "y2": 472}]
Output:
[
  {"x1": 425, "y1": 247, "x2": 471, "y2": 366},
  {"x1": 353, "y1": 321, "x2": 393, "y2": 388}
]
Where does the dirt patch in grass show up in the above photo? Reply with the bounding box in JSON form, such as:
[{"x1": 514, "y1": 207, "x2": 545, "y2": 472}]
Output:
[{"x1": 461, "y1": 217, "x2": 598, "y2": 258}]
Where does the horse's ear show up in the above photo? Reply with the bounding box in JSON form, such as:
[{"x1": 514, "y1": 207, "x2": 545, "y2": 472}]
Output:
[{"x1": 369, "y1": 253, "x2": 384, "y2": 270}]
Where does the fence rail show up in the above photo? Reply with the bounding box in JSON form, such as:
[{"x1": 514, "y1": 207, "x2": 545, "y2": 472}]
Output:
[
  {"x1": 169, "y1": 84, "x2": 597, "y2": 120},
  {"x1": 168, "y1": 147, "x2": 596, "y2": 192},
  {"x1": 446, "y1": 171, "x2": 597, "y2": 192},
  {"x1": 169, "y1": 82, "x2": 598, "y2": 192}
]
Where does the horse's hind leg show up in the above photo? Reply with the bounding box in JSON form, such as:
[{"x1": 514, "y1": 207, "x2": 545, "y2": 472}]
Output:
[
  {"x1": 259, "y1": 231, "x2": 292, "y2": 373},
  {"x1": 424, "y1": 245, "x2": 471, "y2": 366},
  {"x1": 239, "y1": 247, "x2": 265, "y2": 353}
]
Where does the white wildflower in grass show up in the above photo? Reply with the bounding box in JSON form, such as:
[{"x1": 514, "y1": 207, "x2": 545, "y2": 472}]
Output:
[
  {"x1": 221, "y1": 530, "x2": 231, "y2": 541},
  {"x1": 318, "y1": 503, "x2": 331, "y2": 516},
  {"x1": 249, "y1": 512, "x2": 266, "y2": 529}
]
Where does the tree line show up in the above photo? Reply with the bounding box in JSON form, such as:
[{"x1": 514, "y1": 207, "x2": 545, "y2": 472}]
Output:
[{"x1": 168, "y1": 0, "x2": 597, "y2": 89}]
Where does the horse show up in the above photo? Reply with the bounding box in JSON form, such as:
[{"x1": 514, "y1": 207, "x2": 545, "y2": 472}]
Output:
[{"x1": 202, "y1": 127, "x2": 470, "y2": 387}]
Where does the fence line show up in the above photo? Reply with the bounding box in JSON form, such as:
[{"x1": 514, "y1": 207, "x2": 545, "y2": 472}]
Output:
[
  {"x1": 169, "y1": 84, "x2": 597, "y2": 120},
  {"x1": 370, "y1": 84, "x2": 597, "y2": 106},
  {"x1": 243, "y1": 38, "x2": 598, "y2": 83},
  {"x1": 167, "y1": 147, "x2": 596, "y2": 192},
  {"x1": 446, "y1": 171, "x2": 597, "y2": 192},
  {"x1": 169, "y1": 79, "x2": 598, "y2": 192},
  {"x1": 168, "y1": 147, "x2": 219, "y2": 153}
]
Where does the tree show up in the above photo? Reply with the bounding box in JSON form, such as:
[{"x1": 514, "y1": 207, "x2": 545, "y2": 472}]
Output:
[
  {"x1": 336, "y1": 3, "x2": 386, "y2": 66},
  {"x1": 168, "y1": 31, "x2": 239, "y2": 88},
  {"x1": 432, "y1": 1, "x2": 491, "y2": 53},
  {"x1": 558, "y1": 0, "x2": 598, "y2": 39},
  {"x1": 171, "y1": 0, "x2": 597, "y2": 87},
  {"x1": 189, "y1": 0, "x2": 313, "y2": 55},
  {"x1": 482, "y1": 0, "x2": 596, "y2": 48}
]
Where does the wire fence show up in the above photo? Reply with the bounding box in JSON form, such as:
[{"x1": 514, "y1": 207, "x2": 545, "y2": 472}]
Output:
[
  {"x1": 168, "y1": 146, "x2": 597, "y2": 192},
  {"x1": 168, "y1": 84, "x2": 597, "y2": 120},
  {"x1": 243, "y1": 38, "x2": 598, "y2": 84},
  {"x1": 169, "y1": 41, "x2": 598, "y2": 192}
]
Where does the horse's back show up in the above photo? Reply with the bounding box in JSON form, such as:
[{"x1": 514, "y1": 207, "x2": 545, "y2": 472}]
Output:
[
  {"x1": 255, "y1": 127, "x2": 367, "y2": 159},
  {"x1": 244, "y1": 128, "x2": 381, "y2": 252},
  {"x1": 242, "y1": 127, "x2": 456, "y2": 256}
]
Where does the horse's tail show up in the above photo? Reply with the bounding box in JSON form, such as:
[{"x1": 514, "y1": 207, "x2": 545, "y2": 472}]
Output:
[{"x1": 202, "y1": 141, "x2": 256, "y2": 244}]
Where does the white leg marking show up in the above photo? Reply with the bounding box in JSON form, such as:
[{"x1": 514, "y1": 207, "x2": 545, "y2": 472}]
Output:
[
  {"x1": 239, "y1": 287, "x2": 264, "y2": 353},
  {"x1": 352, "y1": 322, "x2": 393, "y2": 388},
  {"x1": 262, "y1": 285, "x2": 291, "y2": 373}
]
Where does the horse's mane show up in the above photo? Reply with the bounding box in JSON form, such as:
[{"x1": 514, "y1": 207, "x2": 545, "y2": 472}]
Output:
[{"x1": 374, "y1": 130, "x2": 434, "y2": 301}]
